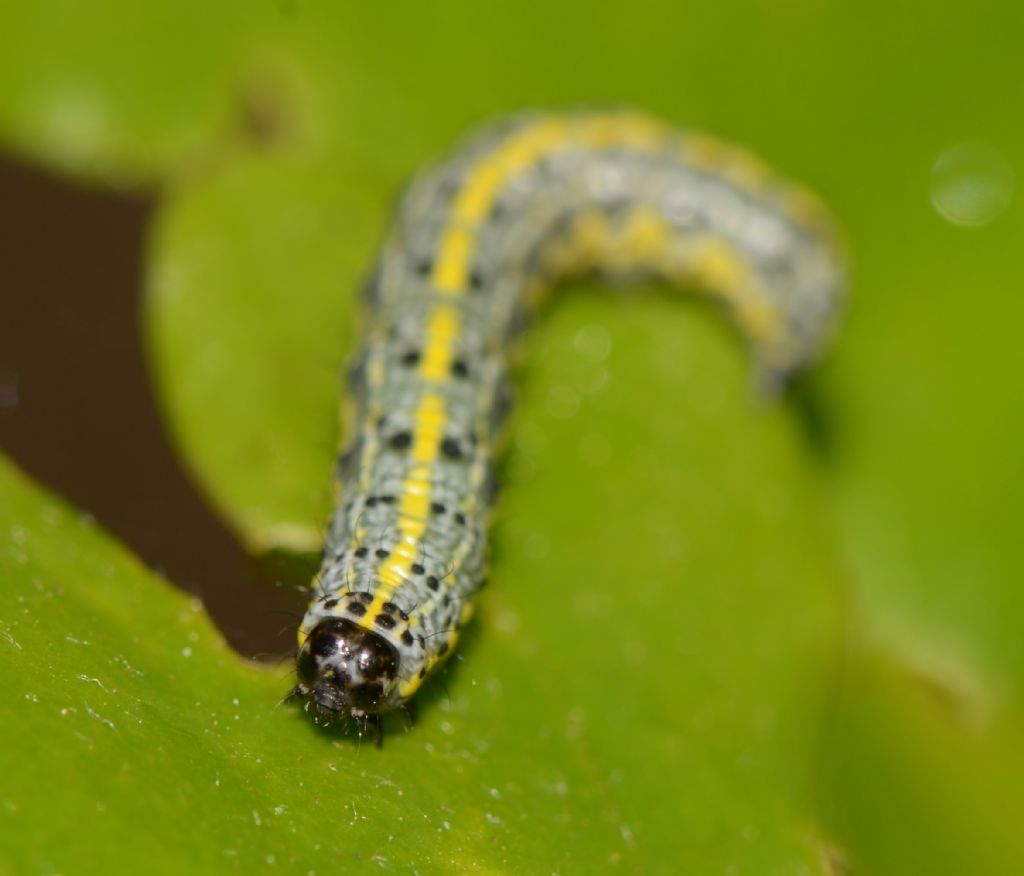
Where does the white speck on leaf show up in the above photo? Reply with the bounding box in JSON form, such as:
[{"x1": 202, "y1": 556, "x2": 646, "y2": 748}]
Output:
[{"x1": 84, "y1": 704, "x2": 116, "y2": 731}]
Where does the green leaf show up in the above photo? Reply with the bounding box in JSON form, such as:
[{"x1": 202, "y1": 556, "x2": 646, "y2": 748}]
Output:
[{"x1": 3, "y1": 0, "x2": 1024, "y2": 872}]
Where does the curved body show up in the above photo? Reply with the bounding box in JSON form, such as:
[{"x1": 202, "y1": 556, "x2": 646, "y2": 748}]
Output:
[{"x1": 292, "y1": 111, "x2": 845, "y2": 735}]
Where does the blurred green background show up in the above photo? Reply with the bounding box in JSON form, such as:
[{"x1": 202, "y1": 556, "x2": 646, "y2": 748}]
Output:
[{"x1": 0, "y1": 1, "x2": 1022, "y2": 873}]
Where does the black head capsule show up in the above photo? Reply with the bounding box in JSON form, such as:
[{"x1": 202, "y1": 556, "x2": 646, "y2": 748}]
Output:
[{"x1": 292, "y1": 618, "x2": 400, "y2": 725}]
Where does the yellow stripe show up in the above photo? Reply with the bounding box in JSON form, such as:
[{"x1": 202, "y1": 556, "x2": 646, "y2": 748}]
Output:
[
  {"x1": 433, "y1": 228, "x2": 474, "y2": 291},
  {"x1": 535, "y1": 208, "x2": 785, "y2": 359},
  {"x1": 432, "y1": 113, "x2": 669, "y2": 294},
  {"x1": 618, "y1": 208, "x2": 673, "y2": 262},
  {"x1": 682, "y1": 236, "x2": 787, "y2": 357},
  {"x1": 400, "y1": 470, "x2": 431, "y2": 521},
  {"x1": 451, "y1": 119, "x2": 567, "y2": 225},
  {"x1": 523, "y1": 199, "x2": 792, "y2": 368},
  {"x1": 420, "y1": 305, "x2": 461, "y2": 381},
  {"x1": 359, "y1": 393, "x2": 447, "y2": 625},
  {"x1": 410, "y1": 393, "x2": 446, "y2": 463}
]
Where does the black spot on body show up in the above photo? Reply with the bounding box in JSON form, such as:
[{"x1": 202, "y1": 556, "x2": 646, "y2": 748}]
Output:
[
  {"x1": 438, "y1": 642, "x2": 450, "y2": 656},
  {"x1": 410, "y1": 563, "x2": 425, "y2": 575},
  {"x1": 400, "y1": 349, "x2": 421, "y2": 367},
  {"x1": 375, "y1": 613, "x2": 396, "y2": 630},
  {"x1": 401, "y1": 630, "x2": 414, "y2": 646},
  {"x1": 440, "y1": 437, "x2": 464, "y2": 460},
  {"x1": 323, "y1": 598, "x2": 338, "y2": 609},
  {"x1": 451, "y1": 358, "x2": 470, "y2": 378},
  {"x1": 430, "y1": 501, "x2": 446, "y2": 514},
  {"x1": 454, "y1": 512, "x2": 466, "y2": 526},
  {"x1": 382, "y1": 602, "x2": 398, "y2": 614},
  {"x1": 375, "y1": 548, "x2": 390, "y2": 559},
  {"x1": 358, "y1": 592, "x2": 374, "y2": 604},
  {"x1": 389, "y1": 431, "x2": 413, "y2": 451},
  {"x1": 354, "y1": 546, "x2": 368, "y2": 559},
  {"x1": 426, "y1": 576, "x2": 440, "y2": 591},
  {"x1": 348, "y1": 601, "x2": 367, "y2": 616}
]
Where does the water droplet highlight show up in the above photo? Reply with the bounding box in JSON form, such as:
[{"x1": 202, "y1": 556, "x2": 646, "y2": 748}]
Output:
[{"x1": 930, "y1": 142, "x2": 1014, "y2": 227}]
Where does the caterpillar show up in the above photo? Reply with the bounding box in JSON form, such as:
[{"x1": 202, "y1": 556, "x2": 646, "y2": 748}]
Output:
[{"x1": 289, "y1": 110, "x2": 845, "y2": 743}]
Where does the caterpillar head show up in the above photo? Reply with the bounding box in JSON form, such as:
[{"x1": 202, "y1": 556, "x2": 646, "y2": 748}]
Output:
[{"x1": 292, "y1": 618, "x2": 399, "y2": 722}]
